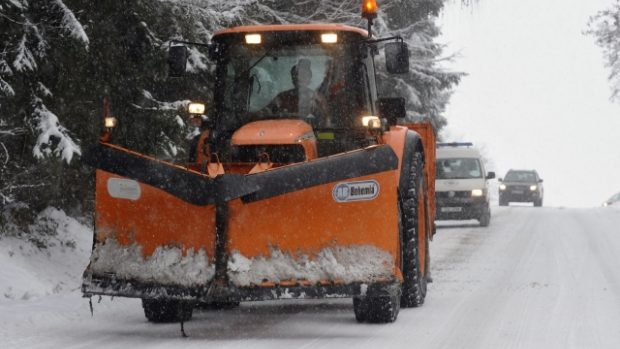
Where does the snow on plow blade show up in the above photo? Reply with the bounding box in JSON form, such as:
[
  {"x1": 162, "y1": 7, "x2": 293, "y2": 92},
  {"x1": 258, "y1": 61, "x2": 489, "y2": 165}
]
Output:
[{"x1": 82, "y1": 143, "x2": 401, "y2": 302}]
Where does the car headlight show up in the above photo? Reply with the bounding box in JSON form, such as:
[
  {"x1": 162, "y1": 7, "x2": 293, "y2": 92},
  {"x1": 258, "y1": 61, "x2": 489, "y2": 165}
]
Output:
[
  {"x1": 471, "y1": 189, "x2": 484, "y2": 197},
  {"x1": 499, "y1": 184, "x2": 506, "y2": 190},
  {"x1": 530, "y1": 185, "x2": 537, "y2": 191}
]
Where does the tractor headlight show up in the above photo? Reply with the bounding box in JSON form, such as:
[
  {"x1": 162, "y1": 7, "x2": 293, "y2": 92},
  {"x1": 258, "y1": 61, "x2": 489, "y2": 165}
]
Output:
[
  {"x1": 245, "y1": 34, "x2": 262, "y2": 45},
  {"x1": 471, "y1": 189, "x2": 484, "y2": 197},
  {"x1": 361, "y1": 115, "x2": 381, "y2": 129},
  {"x1": 188, "y1": 102, "x2": 206, "y2": 115},
  {"x1": 321, "y1": 33, "x2": 338, "y2": 43},
  {"x1": 104, "y1": 116, "x2": 118, "y2": 129},
  {"x1": 530, "y1": 185, "x2": 537, "y2": 191},
  {"x1": 499, "y1": 184, "x2": 506, "y2": 190}
]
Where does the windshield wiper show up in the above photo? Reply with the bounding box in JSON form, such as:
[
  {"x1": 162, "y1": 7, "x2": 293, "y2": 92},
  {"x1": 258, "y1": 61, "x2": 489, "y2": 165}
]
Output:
[{"x1": 235, "y1": 47, "x2": 275, "y2": 82}]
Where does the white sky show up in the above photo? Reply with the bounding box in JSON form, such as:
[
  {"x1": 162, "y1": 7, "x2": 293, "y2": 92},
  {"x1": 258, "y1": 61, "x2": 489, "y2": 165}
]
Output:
[{"x1": 438, "y1": 0, "x2": 620, "y2": 207}]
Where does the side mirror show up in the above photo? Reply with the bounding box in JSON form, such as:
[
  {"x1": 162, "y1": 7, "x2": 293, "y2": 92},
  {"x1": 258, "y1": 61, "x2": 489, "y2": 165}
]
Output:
[
  {"x1": 208, "y1": 44, "x2": 219, "y2": 61},
  {"x1": 168, "y1": 45, "x2": 188, "y2": 77},
  {"x1": 378, "y1": 97, "x2": 406, "y2": 126},
  {"x1": 385, "y1": 42, "x2": 409, "y2": 74},
  {"x1": 498, "y1": 178, "x2": 503, "y2": 182},
  {"x1": 538, "y1": 179, "x2": 544, "y2": 183},
  {"x1": 486, "y1": 171, "x2": 495, "y2": 180}
]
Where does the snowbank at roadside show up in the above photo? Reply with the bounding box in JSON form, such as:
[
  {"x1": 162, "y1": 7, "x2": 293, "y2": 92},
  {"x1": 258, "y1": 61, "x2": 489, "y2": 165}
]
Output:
[{"x1": 0, "y1": 208, "x2": 92, "y2": 302}]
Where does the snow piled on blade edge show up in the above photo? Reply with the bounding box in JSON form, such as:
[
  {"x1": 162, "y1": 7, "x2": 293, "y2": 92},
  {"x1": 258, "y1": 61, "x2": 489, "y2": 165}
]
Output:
[
  {"x1": 89, "y1": 239, "x2": 393, "y2": 289},
  {"x1": 228, "y1": 245, "x2": 394, "y2": 287},
  {"x1": 89, "y1": 238, "x2": 214, "y2": 287}
]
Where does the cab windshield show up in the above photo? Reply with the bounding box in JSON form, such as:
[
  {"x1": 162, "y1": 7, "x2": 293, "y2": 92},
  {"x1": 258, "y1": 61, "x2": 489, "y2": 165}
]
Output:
[
  {"x1": 436, "y1": 158, "x2": 483, "y2": 179},
  {"x1": 217, "y1": 43, "x2": 351, "y2": 131}
]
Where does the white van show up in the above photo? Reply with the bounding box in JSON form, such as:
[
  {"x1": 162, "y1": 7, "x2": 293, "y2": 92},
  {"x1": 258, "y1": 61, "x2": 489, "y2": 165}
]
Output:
[{"x1": 435, "y1": 143, "x2": 495, "y2": 226}]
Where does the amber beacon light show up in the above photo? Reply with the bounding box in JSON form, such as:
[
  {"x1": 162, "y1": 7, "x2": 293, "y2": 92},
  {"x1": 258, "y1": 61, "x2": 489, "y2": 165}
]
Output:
[{"x1": 362, "y1": 0, "x2": 378, "y2": 19}]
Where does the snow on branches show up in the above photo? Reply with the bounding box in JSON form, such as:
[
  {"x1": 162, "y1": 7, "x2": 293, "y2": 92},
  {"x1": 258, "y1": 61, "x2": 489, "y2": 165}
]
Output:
[
  {"x1": 30, "y1": 97, "x2": 81, "y2": 164},
  {"x1": 53, "y1": 0, "x2": 89, "y2": 47},
  {"x1": 1, "y1": 0, "x2": 87, "y2": 166},
  {"x1": 12, "y1": 34, "x2": 37, "y2": 72},
  {"x1": 588, "y1": 0, "x2": 620, "y2": 101}
]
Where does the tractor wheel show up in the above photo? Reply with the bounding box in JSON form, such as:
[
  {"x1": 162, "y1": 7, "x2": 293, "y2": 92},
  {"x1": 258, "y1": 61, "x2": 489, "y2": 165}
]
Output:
[
  {"x1": 142, "y1": 299, "x2": 193, "y2": 323},
  {"x1": 399, "y1": 151, "x2": 427, "y2": 308},
  {"x1": 353, "y1": 286, "x2": 401, "y2": 323},
  {"x1": 534, "y1": 199, "x2": 543, "y2": 207},
  {"x1": 479, "y1": 205, "x2": 491, "y2": 227}
]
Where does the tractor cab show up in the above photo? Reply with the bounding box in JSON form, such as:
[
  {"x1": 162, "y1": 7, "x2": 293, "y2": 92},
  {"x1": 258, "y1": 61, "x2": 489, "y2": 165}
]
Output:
[
  {"x1": 169, "y1": 24, "x2": 409, "y2": 173},
  {"x1": 210, "y1": 25, "x2": 378, "y2": 159}
]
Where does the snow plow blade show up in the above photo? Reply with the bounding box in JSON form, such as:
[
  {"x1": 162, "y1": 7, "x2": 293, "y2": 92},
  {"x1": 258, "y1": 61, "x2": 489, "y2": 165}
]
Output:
[{"x1": 82, "y1": 143, "x2": 402, "y2": 303}]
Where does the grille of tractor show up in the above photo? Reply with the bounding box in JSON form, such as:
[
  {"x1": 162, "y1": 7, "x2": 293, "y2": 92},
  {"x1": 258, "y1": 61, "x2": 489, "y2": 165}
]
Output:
[{"x1": 231, "y1": 144, "x2": 307, "y2": 164}]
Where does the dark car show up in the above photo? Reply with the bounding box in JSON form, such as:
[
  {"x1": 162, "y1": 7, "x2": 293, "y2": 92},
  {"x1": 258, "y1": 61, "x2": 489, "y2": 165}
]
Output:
[{"x1": 498, "y1": 169, "x2": 544, "y2": 207}]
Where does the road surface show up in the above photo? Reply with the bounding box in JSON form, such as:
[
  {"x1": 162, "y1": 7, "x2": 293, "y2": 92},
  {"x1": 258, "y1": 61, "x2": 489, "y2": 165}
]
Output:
[{"x1": 2, "y1": 206, "x2": 620, "y2": 348}]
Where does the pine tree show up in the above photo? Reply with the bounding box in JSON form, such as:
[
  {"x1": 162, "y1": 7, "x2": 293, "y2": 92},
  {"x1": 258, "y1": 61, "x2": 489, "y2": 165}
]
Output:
[
  {"x1": 1, "y1": 0, "x2": 88, "y2": 229},
  {"x1": 588, "y1": 0, "x2": 620, "y2": 102}
]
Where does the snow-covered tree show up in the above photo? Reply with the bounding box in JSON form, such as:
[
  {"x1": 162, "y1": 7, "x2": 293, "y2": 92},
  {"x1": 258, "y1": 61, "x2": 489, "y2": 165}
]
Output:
[
  {"x1": 588, "y1": 0, "x2": 620, "y2": 102},
  {"x1": 0, "y1": 0, "x2": 88, "y2": 221}
]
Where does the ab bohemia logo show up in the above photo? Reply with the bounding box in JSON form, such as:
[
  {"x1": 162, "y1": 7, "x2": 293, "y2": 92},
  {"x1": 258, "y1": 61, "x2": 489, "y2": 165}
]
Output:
[{"x1": 332, "y1": 180, "x2": 380, "y2": 203}]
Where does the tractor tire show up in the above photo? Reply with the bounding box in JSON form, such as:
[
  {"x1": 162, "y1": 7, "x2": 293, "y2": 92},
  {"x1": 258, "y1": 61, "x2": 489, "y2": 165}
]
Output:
[
  {"x1": 479, "y1": 205, "x2": 491, "y2": 227},
  {"x1": 353, "y1": 291, "x2": 400, "y2": 323},
  {"x1": 534, "y1": 199, "x2": 543, "y2": 207},
  {"x1": 142, "y1": 299, "x2": 193, "y2": 323},
  {"x1": 399, "y1": 151, "x2": 427, "y2": 308}
]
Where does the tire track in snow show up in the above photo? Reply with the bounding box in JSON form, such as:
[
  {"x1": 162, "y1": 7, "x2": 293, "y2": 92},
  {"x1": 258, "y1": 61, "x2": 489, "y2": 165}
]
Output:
[{"x1": 427, "y1": 207, "x2": 542, "y2": 349}]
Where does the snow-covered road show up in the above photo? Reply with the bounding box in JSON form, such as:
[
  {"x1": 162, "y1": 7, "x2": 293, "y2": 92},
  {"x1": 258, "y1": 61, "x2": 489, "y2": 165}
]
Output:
[{"x1": 2, "y1": 206, "x2": 620, "y2": 348}]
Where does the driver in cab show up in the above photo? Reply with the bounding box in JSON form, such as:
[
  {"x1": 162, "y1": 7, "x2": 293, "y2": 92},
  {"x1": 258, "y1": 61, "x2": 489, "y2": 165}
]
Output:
[{"x1": 263, "y1": 59, "x2": 329, "y2": 126}]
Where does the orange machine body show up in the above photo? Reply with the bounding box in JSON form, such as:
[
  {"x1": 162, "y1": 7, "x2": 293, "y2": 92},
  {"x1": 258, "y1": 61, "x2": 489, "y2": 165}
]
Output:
[{"x1": 82, "y1": 23, "x2": 435, "y2": 308}]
